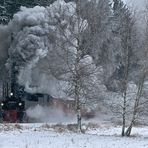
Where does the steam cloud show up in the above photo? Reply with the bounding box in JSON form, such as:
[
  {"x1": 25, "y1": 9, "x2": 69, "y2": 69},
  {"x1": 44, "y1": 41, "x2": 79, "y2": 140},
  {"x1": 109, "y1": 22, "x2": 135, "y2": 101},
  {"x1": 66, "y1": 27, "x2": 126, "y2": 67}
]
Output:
[
  {"x1": 26, "y1": 104, "x2": 76, "y2": 123},
  {"x1": 0, "y1": 0, "x2": 76, "y2": 98}
]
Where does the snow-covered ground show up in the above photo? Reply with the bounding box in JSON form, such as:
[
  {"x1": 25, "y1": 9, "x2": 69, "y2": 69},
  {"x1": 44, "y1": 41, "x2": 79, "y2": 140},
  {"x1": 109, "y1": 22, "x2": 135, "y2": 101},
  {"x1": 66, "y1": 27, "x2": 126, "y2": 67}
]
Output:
[{"x1": 0, "y1": 123, "x2": 148, "y2": 148}]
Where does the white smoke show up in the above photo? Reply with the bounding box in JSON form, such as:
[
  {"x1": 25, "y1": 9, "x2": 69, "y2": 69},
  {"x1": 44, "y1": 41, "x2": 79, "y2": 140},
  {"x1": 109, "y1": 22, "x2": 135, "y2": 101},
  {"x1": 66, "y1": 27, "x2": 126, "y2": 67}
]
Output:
[
  {"x1": 26, "y1": 104, "x2": 76, "y2": 123},
  {"x1": 4, "y1": 0, "x2": 77, "y2": 97}
]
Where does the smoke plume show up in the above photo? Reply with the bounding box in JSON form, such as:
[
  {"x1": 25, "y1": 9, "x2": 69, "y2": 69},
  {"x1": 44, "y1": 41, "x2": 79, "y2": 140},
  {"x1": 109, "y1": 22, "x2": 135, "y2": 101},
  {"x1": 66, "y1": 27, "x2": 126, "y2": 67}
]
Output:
[
  {"x1": 26, "y1": 104, "x2": 76, "y2": 122},
  {"x1": 0, "y1": 0, "x2": 76, "y2": 98}
]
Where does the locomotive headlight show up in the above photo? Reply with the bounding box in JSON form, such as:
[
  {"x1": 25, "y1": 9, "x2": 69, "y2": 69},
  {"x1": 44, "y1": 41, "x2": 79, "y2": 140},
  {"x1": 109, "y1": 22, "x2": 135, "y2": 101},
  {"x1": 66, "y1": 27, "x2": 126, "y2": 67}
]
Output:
[
  {"x1": 19, "y1": 102, "x2": 22, "y2": 106},
  {"x1": 10, "y1": 92, "x2": 13, "y2": 96},
  {"x1": 1, "y1": 103, "x2": 4, "y2": 106}
]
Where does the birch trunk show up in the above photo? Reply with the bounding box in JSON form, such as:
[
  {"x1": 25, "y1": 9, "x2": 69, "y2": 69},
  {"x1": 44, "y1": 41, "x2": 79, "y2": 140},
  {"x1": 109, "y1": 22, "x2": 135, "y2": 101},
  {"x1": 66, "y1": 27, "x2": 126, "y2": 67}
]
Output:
[{"x1": 125, "y1": 71, "x2": 146, "y2": 136}]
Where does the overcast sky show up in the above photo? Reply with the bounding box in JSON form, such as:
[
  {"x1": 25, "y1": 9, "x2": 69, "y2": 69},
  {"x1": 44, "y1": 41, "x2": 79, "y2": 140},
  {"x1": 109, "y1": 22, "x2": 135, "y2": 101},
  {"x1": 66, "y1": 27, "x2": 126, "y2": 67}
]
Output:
[{"x1": 123, "y1": 0, "x2": 147, "y2": 11}]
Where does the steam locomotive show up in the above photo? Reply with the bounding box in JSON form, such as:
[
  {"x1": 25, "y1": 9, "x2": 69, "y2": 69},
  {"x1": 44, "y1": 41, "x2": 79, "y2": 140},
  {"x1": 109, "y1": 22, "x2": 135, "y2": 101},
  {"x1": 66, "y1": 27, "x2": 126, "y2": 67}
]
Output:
[
  {"x1": 1, "y1": 93, "x2": 25, "y2": 123},
  {"x1": 0, "y1": 87, "x2": 95, "y2": 122},
  {"x1": 0, "y1": 61, "x2": 30, "y2": 123},
  {"x1": 0, "y1": 84, "x2": 52, "y2": 123},
  {"x1": 0, "y1": 62, "x2": 95, "y2": 123}
]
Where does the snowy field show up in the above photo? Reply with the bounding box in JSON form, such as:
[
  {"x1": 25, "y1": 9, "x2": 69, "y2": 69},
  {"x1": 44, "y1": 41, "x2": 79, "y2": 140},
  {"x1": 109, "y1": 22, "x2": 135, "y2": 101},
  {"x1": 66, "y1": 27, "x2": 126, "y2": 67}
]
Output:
[{"x1": 0, "y1": 123, "x2": 148, "y2": 148}]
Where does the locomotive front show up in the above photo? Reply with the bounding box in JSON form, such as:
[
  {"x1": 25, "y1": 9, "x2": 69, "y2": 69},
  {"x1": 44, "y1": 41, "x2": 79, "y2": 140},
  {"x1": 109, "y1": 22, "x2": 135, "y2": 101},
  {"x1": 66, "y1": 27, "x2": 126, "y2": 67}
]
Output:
[{"x1": 1, "y1": 92, "x2": 26, "y2": 123}]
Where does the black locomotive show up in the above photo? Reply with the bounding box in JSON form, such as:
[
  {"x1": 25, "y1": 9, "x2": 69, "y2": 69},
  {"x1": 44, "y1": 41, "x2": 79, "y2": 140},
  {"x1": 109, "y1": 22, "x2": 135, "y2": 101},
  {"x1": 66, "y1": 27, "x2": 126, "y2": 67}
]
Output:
[
  {"x1": 1, "y1": 94, "x2": 25, "y2": 122},
  {"x1": 0, "y1": 61, "x2": 27, "y2": 123}
]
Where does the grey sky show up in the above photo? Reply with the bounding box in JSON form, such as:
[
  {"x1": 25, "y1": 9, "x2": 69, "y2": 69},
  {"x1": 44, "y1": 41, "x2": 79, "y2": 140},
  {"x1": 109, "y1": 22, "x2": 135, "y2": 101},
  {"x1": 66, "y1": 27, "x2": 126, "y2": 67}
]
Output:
[{"x1": 123, "y1": 0, "x2": 147, "y2": 11}]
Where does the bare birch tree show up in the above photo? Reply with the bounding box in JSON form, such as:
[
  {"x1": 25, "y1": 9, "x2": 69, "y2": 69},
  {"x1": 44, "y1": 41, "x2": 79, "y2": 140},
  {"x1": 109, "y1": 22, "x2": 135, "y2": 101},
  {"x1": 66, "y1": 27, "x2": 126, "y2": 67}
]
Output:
[
  {"x1": 125, "y1": 7, "x2": 148, "y2": 136},
  {"x1": 44, "y1": 0, "x2": 98, "y2": 132},
  {"x1": 112, "y1": 0, "x2": 138, "y2": 136}
]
